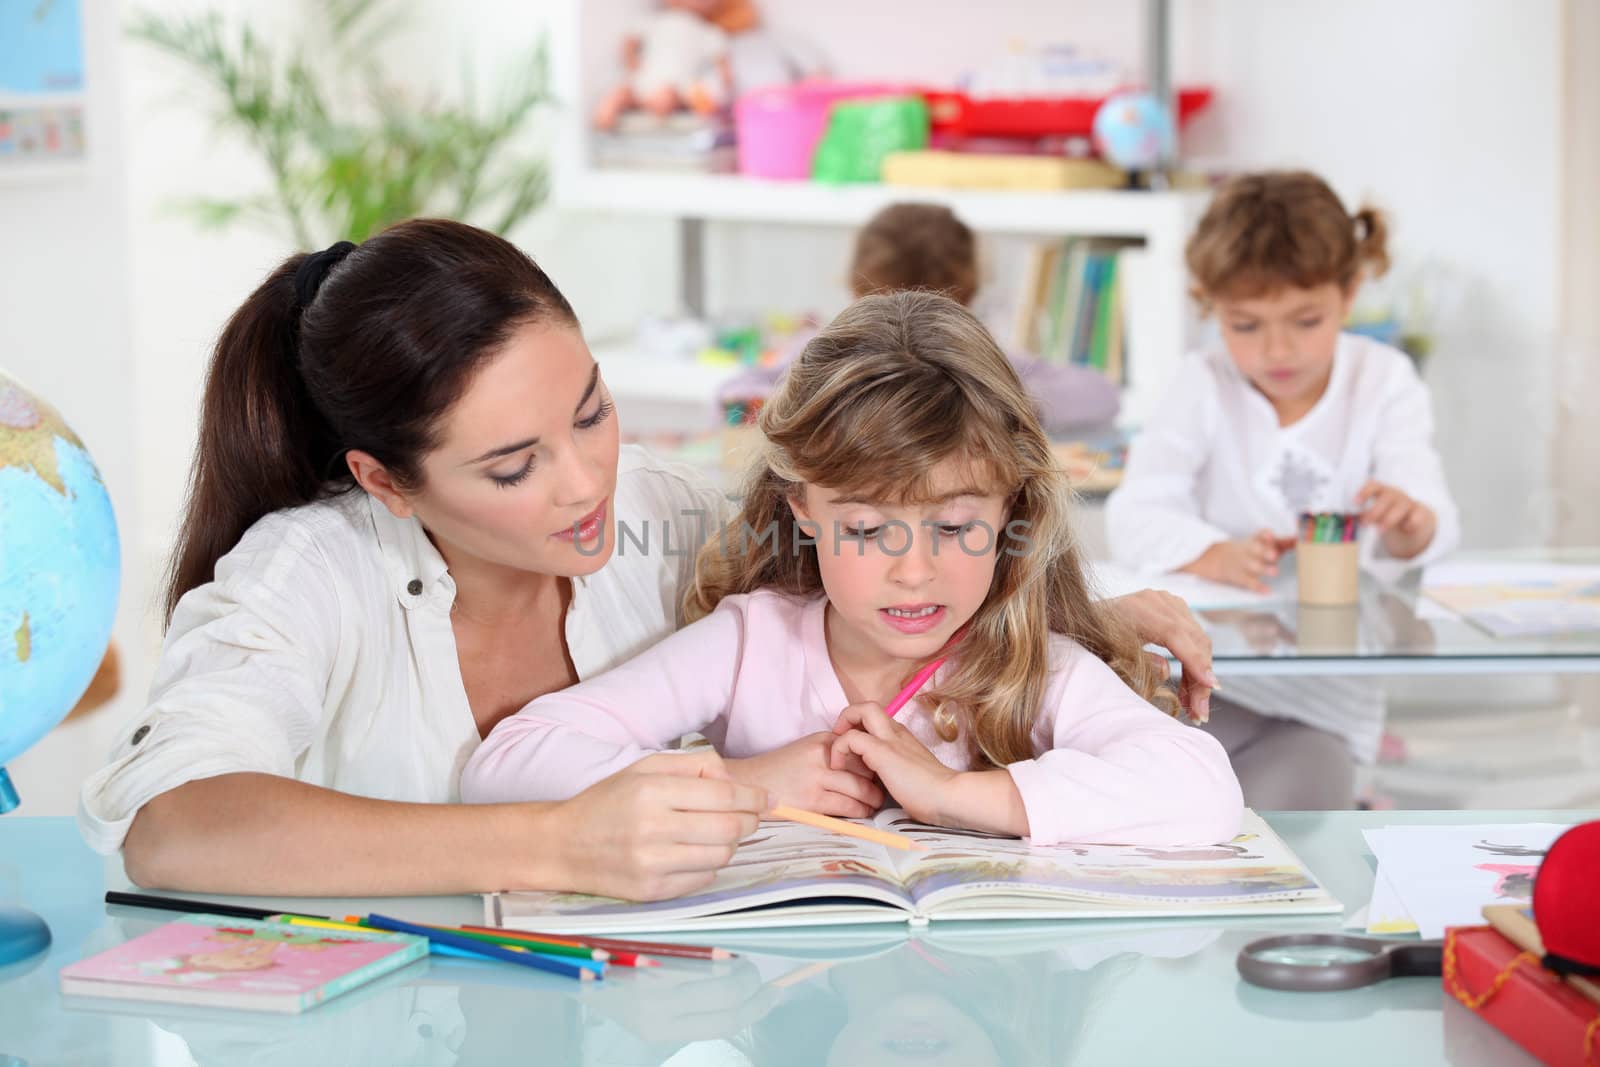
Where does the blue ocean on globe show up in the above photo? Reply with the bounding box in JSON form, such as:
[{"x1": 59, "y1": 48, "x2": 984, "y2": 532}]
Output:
[
  {"x1": 1092, "y1": 92, "x2": 1177, "y2": 172},
  {"x1": 0, "y1": 422, "x2": 120, "y2": 771}
]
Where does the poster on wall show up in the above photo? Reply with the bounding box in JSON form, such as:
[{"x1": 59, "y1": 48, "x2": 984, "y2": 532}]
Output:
[{"x1": 0, "y1": 0, "x2": 87, "y2": 174}]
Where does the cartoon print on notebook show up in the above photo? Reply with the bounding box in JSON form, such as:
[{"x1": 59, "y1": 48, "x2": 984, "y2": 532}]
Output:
[
  {"x1": 1475, "y1": 863, "x2": 1538, "y2": 899},
  {"x1": 136, "y1": 926, "x2": 344, "y2": 983},
  {"x1": 1473, "y1": 840, "x2": 1550, "y2": 858},
  {"x1": 1266, "y1": 446, "x2": 1333, "y2": 515}
]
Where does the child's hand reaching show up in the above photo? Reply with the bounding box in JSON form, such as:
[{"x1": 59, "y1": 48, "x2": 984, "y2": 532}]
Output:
[
  {"x1": 1183, "y1": 529, "x2": 1296, "y2": 593},
  {"x1": 1356, "y1": 480, "x2": 1436, "y2": 560},
  {"x1": 723, "y1": 734, "x2": 885, "y2": 819},
  {"x1": 829, "y1": 703, "x2": 1028, "y2": 836}
]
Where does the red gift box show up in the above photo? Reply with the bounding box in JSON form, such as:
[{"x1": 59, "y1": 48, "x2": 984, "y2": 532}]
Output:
[{"x1": 1444, "y1": 925, "x2": 1600, "y2": 1067}]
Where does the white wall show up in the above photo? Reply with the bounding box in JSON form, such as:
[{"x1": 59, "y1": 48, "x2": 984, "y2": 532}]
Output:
[
  {"x1": 1178, "y1": 0, "x2": 1563, "y2": 549},
  {"x1": 2, "y1": 0, "x2": 142, "y2": 815}
]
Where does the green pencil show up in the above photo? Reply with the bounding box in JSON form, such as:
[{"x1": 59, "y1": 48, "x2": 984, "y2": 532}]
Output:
[{"x1": 410, "y1": 924, "x2": 608, "y2": 961}]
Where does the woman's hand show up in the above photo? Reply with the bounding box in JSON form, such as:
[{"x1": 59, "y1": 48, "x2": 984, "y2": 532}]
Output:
[
  {"x1": 550, "y1": 751, "x2": 767, "y2": 902},
  {"x1": 1101, "y1": 588, "x2": 1220, "y2": 723},
  {"x1": 1356, "y1": 480, "x2": 1437, "y2": 560},
  {"x1": 724, "y1": 733, "x2": 885, "y2": 818}
]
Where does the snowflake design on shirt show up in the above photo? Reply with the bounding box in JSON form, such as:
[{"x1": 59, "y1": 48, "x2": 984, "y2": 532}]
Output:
[{"x1": 1270, "y1": 449, "x2": 1330, "y2": 513}]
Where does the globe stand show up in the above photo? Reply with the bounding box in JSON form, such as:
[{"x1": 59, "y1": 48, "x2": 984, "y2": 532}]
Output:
[{"x1": 0, "y1": 768, "x2": 52, "y2": 968}]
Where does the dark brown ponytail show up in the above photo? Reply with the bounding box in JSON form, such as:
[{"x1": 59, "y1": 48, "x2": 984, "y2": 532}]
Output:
[
  {"x1": 1351, "y1": 206, "x2": 1391, "y2": 280},
  {"x1": 163, "y1": 218, "x2": 578, "y2": 624}
]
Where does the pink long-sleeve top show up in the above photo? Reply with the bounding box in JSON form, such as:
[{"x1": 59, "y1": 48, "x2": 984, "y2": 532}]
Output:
[{"x1": 460, "y1": 590, "x2": 1243, "y2": 846}]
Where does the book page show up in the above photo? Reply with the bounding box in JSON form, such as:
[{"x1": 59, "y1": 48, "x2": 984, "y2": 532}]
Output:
[
  {"x1": 1362, "y1": 823, "x2": 1570, "y2": 938},
  {"x1": 494, "y1": 818, "x2": 912, "y2": 934},
  {"x1": 870, "y1": 809, "x2": 1333, "y2": 913}
]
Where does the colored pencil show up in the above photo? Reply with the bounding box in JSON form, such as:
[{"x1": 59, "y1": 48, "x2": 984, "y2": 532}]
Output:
[
  {"x1": 364, "y1": 913, "x2": 602, "y2": 980},
  {"x1": 336, "y1": 914, "x2": 606, "y2": 967},
  {"x1": 270, "y1": 915, "x2": 372, "y2": 934},
  {"x1": 884, "y1": 655, "x2": 947, "y2": 719},
  {"x1": 413, "y1": 924, "x2": 609, "y2": 961},
  {"x1": 105, "y1": 890, "x2": 322, "y2": 922},
  {"x1": 432, "y1": 926, "x2": 662, "y2": 967},
  {"x1": 461, "y1": 925, "x2": 734, "y2": 961},
  {"x1": 769, "y1": 804, "x2": 927, "y2": 852},
  {"x1": 345, "y1": 915, "x2": 592, "y2": 951},
  {"x1": 271, "y1": 914, "x2": 511, "y2": 962}
]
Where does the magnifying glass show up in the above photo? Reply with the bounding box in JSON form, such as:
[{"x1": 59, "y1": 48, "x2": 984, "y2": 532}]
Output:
[{"x1": 1237, "y1": 934, "x2": 1443, "y2": 992}]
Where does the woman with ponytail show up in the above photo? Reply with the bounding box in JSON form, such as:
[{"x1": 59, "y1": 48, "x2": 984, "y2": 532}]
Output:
[{"x1": 81, "y1": 218, "x2": 1217, "y2": 897}]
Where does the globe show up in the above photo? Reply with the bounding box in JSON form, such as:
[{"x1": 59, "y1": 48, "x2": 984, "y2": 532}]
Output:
[
  {"x1": 1092, "y1": 91, "x2": 1176, "y2": 173},
  {"x1": 0, "y1": 367, "x2": 119, "y2": 966}
]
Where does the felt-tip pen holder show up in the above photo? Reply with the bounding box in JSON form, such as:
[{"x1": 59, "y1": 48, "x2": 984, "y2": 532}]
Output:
[{"x1": 1296, "y1": 542, "x2": 1360, "y2": 606}]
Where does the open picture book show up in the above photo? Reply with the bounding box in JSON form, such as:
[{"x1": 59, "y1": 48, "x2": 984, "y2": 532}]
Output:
[{"x1": 486, "y1": 809, "x2": 1341, "y2": 934}]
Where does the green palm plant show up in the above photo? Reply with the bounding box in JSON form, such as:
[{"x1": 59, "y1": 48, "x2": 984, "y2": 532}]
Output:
[{"x1": 128, "y1": 0, "x2": 551, "y2": 248}]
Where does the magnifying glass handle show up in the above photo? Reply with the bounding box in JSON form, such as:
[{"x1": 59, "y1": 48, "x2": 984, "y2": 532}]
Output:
[{"x1": 1389, "y1": 943, "x2": 1444, "y2": 978}]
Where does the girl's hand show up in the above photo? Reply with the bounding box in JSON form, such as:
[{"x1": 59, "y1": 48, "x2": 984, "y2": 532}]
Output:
[
  {"x1": 724, "y1": 733, "x2": 885, "y2": 819},
  {"x1": 827, "y1": 702, "x2": 960, "y2": 826},
  {"x1": 552, "y1": 751, "x2": 767, "y2": 902},
  {"x1": 829, "y1": 703, "x2": 1029, "y2": 835},
  {"x1": 1184, "y1": 529, "x2": 1295, "y2": 593},
  {"x1": 1101, "y1": 589, "x2": 1218, "y2": 723},
  {"x1": 1356, "y1": 481, "x2": 1437, "y2": 560}
]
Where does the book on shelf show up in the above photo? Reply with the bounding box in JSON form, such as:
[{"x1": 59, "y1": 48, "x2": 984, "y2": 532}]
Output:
[
  {"x1": 1016, "y1": 236, "x2": 1140, "y2": 382},
  {"x1": 484, "y1": 809, "x2": 1340, "y2": 935},
  {"x1": 592, "y1": 112, "x2": 737, "y2": 173}
]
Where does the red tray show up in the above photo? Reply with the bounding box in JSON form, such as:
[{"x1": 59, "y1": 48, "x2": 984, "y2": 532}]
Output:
[{"x1": 924, "y1": 87, "x2": 1213, "y2": 139}]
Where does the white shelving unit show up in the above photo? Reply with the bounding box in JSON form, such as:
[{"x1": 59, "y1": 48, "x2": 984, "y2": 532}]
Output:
[{"x1": 548, "y1": 0, "x2": 1205, "y2": 428}]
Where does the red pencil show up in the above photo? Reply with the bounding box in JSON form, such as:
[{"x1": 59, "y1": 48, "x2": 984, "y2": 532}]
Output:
[{"x1": 462, "y1": 925, "x2": 733, "y2": 960}]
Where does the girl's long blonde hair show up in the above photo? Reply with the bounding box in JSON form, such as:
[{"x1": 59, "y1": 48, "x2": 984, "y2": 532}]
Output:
[{"x1": 686, "y1": 291, "x2": 1176, "y2": 767}]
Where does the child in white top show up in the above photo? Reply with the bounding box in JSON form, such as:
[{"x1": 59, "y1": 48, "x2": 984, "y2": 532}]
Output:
[{"x1": 1106, "y1": 170, "x2": 1460, "y2": 808}]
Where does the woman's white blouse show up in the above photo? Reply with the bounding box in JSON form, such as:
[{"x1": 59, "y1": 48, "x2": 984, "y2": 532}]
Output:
[{"x1": 77, "y1": 446, "x2": 730, "y2": 854}]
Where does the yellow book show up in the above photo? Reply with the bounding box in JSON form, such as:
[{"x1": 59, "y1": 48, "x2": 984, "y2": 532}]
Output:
[{"x1": 881, "y1": 151, "x2": 1123, "y2": 191}]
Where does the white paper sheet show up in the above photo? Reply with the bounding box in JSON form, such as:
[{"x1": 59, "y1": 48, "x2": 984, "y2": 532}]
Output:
[
  {"x1": 1087, "y1": 561, "x2": 1279, "y2": 611},
  {"x1": 1361, "y1": 824, "x2": 1571, "y2": 939}
]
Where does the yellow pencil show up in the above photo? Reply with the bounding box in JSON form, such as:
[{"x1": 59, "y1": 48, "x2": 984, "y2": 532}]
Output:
[
  {"x1": 769, "y1": 805, "x2": 927, "y2": 852},
  {"x1": 270, "y1": 915, "x2": 372, "y2": 933}
]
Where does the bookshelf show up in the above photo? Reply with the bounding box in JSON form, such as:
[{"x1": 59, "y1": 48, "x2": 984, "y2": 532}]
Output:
[{"x1": 547, "y1": 0, "x2": 1204, "y2": 428}]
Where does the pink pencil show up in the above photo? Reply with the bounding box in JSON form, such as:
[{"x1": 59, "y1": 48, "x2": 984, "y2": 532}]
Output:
[{"x1": 884, "y1": 656, "x2": 947, "y2": 718}]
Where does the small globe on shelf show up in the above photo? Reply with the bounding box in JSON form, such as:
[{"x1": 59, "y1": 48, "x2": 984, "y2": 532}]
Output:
[
  {"x1": 1092, "y1": 91, "x2": 1177, "y2": 186},
  {"x1": 0, "y1": 366, "x2": 120, "y2": 967}
]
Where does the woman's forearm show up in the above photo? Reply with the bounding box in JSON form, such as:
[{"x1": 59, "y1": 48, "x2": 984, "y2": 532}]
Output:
[{"x1": 122, "y1": 772, "x2": 560, "y2": 896}]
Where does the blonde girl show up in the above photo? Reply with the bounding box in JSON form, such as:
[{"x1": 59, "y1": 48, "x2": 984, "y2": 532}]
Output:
[{"x1": 464, "y1": 292, "x2": 1240, "y2": 846}]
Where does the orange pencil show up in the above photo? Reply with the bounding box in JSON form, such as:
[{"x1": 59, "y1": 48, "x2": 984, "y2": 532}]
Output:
[{"x1": 769, "y1": 804, "x2": 927, "y2": 852}]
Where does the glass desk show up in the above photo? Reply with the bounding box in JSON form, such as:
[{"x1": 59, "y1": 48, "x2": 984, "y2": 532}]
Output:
[
  {"x1": 5, "y1": 809, "x2": 1591, "y2": 1066},
  {"x1": 1195, "y1": 550, "x2": 1600, "y2": 676}
]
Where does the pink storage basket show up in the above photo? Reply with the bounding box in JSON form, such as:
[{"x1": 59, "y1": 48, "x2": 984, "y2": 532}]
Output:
[{"x1": 734, "y1": 82, "x2": 907, "y2": 180}]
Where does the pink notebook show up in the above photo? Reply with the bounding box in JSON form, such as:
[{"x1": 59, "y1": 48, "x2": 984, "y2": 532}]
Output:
[{"x1": 59, "y1": 914, "x2": 428, "y2": 1013}]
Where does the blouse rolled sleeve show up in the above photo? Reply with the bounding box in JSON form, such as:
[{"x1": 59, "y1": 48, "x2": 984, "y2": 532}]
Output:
[{"x1": 77, "y1": 514, "x2": 341, "y2": 854}]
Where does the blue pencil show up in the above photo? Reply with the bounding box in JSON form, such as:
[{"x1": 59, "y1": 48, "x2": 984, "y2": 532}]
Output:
[{"x1": 364, "y1": 913, "x2": 604, "y2": 981}]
